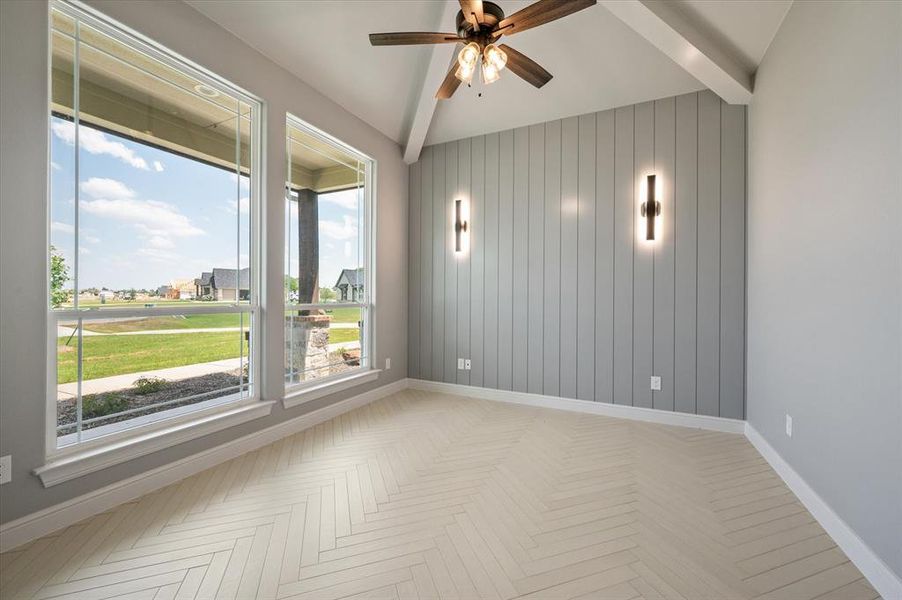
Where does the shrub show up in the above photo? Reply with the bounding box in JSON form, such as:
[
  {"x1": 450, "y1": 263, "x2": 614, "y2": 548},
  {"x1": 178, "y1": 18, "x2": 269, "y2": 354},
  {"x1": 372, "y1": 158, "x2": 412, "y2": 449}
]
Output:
[
  {"x1": 83, "y1": 393, "x2": 128, "y2": 419},
  {"x1": 134, "y1": 376, "x2": 167, "y2": 395}
]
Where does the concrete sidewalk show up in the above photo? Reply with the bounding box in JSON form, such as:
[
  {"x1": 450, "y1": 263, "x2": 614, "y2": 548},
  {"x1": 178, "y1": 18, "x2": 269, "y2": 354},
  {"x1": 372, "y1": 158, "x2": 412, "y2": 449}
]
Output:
[{"x1": 57, "y1": 357, "x2": 243, "y2": 400}]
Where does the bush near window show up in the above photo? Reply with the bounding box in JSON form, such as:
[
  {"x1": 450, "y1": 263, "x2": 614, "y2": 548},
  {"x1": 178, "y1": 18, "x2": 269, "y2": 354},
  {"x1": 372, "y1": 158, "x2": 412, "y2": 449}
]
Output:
[
  {"x1": 82, "y1": 393, "x2": 127, "y2": 419},
  {"x1": 134, "y1": 376, "x2": 167, "y2": 395}
]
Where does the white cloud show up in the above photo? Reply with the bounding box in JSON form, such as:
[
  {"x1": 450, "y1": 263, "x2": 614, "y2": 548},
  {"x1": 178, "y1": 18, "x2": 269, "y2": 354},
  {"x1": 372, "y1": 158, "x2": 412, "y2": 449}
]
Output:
[
  {"x1": 79, "y1": 247, "x2": 91, "y2": 255},
  {"x1": 153, "y1": 160, "x2": 165, "y2": 172},
  {"x1": 51, "y1": 161, "x2": 62, "y2": 171},
  {"x1": 344, "y1": 241, "x2": 352, "y2": 258},
  {"x1": 147, "y1": 235, "x2": 174, "y2": 249},
  {"x1": 83, "y1": 234, "x2": 101, "y2": 244},
  {"x1": 319, "y1": 215, "x2": 358, "y2": 241},
  {"x1": 80, "y1": 177, "x2": 135, "y2": 201},
  {"x1": 321, "y1": 191, "x2": 358, "y2": 210},
  {"x1": 225, "y1": 196, "x2": 250, "y2": 215},
  {"x1": 51, "y1": 121, "x2": 149, "y2": 170},
  {"x1": 81, "y1": 197, "x2": 205, "y2": 239},
  {"x1": 51, "y1": 221, "x2": 74, "y2": 234}
]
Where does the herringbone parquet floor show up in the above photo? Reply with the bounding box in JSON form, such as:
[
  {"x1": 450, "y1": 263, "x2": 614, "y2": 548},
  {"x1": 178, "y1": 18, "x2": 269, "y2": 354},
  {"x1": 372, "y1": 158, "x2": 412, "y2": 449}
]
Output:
[{"x1": 0, "y1": 390, "x2": 879, "y2": 600}]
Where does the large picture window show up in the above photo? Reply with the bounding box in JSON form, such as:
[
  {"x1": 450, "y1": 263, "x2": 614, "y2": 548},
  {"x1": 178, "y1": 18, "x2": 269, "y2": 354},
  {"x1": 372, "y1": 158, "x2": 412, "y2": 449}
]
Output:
[
  {"x1": 284, "y1": 116, "x2": 373, "y2": 390},
  {"x1": 48, "y1": 2, "x2": 261, "y2": 452}
]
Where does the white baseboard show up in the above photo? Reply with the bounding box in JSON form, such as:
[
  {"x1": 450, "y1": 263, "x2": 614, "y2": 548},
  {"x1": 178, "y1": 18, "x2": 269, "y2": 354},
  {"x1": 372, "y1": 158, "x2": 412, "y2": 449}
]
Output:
[
  {"x1": 0, "y1": 377, "x2": 408, "y2": 553},
  {"x1": 745, "y1": 423, "x2": 902, "y2": 600},
  {"x1": 408, "y1": 378, "x2": 746, "y2": 434}
]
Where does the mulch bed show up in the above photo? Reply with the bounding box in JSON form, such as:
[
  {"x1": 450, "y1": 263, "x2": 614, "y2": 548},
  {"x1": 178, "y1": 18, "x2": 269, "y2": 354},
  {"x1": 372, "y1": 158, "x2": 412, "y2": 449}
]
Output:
[{"x1": 57, "y1": 370, "x2": 246, "y2": 434}]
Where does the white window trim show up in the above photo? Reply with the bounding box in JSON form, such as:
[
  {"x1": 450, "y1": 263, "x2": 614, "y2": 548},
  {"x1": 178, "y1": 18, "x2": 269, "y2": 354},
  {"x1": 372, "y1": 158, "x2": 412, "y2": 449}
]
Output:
[
  {"x1": 282, "y1": 114, "x2": 377, "y2": 407},
  {"x1": 43, "y1": 1, "x2": 267, "y2": 466}
]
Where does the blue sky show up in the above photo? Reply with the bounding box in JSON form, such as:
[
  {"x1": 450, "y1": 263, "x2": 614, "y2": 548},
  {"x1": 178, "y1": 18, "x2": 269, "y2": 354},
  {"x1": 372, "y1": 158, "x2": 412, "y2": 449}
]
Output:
[{"x1": 50, "y1": 116, "x2": 361, "y2": 292}]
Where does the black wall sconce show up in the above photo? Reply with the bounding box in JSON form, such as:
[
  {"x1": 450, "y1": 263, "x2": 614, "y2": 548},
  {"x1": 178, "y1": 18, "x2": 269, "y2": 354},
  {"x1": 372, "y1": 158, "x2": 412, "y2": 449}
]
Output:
[
  {"x1": 455, "y1": 199, "x2": 468, "y2": 252},
  {"x1": 640, "y1": 174, "x2": 661, "y2": 241}
]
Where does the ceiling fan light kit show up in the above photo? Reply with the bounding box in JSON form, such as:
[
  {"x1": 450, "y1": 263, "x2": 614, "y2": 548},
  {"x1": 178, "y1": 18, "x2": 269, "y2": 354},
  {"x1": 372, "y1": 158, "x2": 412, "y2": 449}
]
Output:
[{"x1": 369, "y1": 0, "x2": 597, "y2": 100}]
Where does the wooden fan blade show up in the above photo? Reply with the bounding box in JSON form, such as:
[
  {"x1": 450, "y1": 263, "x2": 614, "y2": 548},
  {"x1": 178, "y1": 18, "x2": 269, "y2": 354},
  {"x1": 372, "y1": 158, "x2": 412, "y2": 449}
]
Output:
[
  {"x1": 495, "y1": 0, "x2": 595, "y2": 37},
  {"x1": 459, "y1": 0, "x2": 484, "y2": 28},
  {"x1": 369, "y1": 32, "x2": 460, "y2": 46},
  {"x1": 499, "y1": 44, "x2": 552, "y2": 88},
  {"x1": 436, "y1": 62, "x2": 463, "y2": 100}
]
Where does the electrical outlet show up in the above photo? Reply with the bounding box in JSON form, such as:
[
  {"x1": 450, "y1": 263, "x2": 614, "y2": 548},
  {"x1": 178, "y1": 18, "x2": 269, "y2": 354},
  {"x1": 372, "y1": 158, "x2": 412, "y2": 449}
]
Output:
[
  {"x1": 464, "y1": 359, "x2": 471, "y2": 370},
  {"x1": 650, "y1": 376, "x2": 661, "y2": 391},
  {"x1": 457, "y1": 358, "x2": 465, "y2": 370},
  {"x1": 0, "y1": 455, "x2": 11, "y2": 485},
  {"x1": 785, "y1": 414, "x2": 793, "y2": 438},
  {"x1": 385, "y1": 358, "x2": 391, "y2": 370}
]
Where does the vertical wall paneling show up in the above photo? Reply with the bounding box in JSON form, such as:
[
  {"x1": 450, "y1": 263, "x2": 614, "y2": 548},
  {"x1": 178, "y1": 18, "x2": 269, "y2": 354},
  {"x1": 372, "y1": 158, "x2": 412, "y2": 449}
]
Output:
[
  {"x1": 559, "y1": 117, "x2": 580, "y2": 400},
  {"x1": 594, "y1": 110, "x2": 615, "y2": 404},
  {"x1": 483, "y1": 133, "x2": 500, "y2": 388},
  {"x1": 613, "y1": 106, "x2": 635, "y2": 406},
  {"x1": 457, "y1": 139, "x2": 471, "y2": 386},
  {"x1": 633, "y1": 102, "x2": 655, "y2": 409},
  {"x1": 719, "y1": 104, "x2": 745, "y2": 419},
  {"x1": 409, "y1": 160, "x2": 421, "y2": 378},
  {"x1": 527, "y1": 124, "x2": 545, "y2": 394},
  {"x1": 470, "y1": 135, "x2": 486, "y2": 388},
  {"x1": 543, "y1": 120, "x2": 562, "y2": 397},
  {"x1": 696, "y1": 91, "x2": 722, "y2": 416},
  {"x1": 444, "y1": 141, "x2": 458, "y2": 383},
  {"x1": 512, "y1": 128, "x2": 530, "y2": 393},
  {"x1": 410, "y1": 92, "x2": 745, "y2": 418},
  {"x1": 673, "y1": 94, "x2": 698, "y2": 414},
  {"x1": 577, "y1": 113, "x2": 597, "y2": 401},
  {"x1": 653, "y1": 97, "x2": 676, "y2": 412},
  {"x1": 419, "y1": 147, "x2": 434, "y2": 381},
  {"x1": 431, "y1": 143, "x2": 445, "y2": 381},
  {"x1": 497, "y1": 131, "x2": 514, "y2": 390}
]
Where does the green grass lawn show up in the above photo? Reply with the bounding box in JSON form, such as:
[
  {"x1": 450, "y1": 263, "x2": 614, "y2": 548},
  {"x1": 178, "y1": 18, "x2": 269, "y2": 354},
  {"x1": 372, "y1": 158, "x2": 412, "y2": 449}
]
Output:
[
  {"x1": 57, "y1": 327, "x2": 361, "y2": 383},
  {"x1": 78, "y1": 307, "x2": 361, "y2": 333},
  {"x1": 81, "y1": 313, "x2": 242, "y2": 333},
  {"x1": 57, "y1": 332, "x2": 247, "y2": 384}
]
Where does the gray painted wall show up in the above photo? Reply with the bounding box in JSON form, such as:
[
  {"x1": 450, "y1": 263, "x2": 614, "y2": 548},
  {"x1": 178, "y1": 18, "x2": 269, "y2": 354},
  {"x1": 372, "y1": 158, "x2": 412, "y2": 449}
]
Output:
[
  {"x1": 747, "y1": 1, "x2": 902, "y2": 578},
  {"x1": 0, "y1": 0, "x2": 407, "y2": 525},
  {"x1": 408, "y1": 91, "x2": 746, "y2": 418}
]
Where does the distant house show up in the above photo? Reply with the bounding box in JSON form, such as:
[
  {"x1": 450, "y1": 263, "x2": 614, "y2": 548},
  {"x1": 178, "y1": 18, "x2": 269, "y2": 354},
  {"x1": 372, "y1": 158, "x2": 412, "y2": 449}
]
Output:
[
  {"x1": 195, "y1": 268, "x2": 250, "y2": 301},
  {"x1": 194, "y1": 272, "x2": 213, "y2": 298},
  {"x1": 334, "y1": 268, "x2": 364, "y2": 302},
  {"x1": 98, "y1": 290, "x2": 116, "y2": 303}
]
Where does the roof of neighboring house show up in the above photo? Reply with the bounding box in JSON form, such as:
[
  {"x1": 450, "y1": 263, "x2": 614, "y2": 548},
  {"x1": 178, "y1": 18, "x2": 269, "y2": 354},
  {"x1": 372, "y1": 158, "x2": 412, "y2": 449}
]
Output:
[
  {"x1": 334, "y1": 268, "x2": 364, "y2": 288},
  {"x1": 211, "y1": 267, "x2": 250, "y2": 290},
  {"x1": 195, "y1": 271, "x2": 212, "y2": 286}
]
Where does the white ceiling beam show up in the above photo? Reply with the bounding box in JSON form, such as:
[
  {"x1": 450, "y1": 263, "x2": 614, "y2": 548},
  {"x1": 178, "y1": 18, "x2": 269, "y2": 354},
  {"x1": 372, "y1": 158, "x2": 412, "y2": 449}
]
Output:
[
  {"x1": 403, "y1": 1, "x2": 461, "y2": 165},
  {"x1": 600, "y1": 0, "x2": 753, "y2": 104}
]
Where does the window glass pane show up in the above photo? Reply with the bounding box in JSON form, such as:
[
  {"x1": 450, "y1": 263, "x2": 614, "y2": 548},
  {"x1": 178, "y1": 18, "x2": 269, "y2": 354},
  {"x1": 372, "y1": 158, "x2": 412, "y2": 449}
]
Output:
[
  {"x1": 285, "y1": 124, "x2": 366, "y2": 306},
  {"x1": 50, "y1": 14, "x2": 77, "y2": 309},
  {"x1": 49, "y1": 5, "x2": 259, "y2": 450},
  {"x1": 285, "y1": 307, "x2": 364, "y2": 385},
  {"x1": 56, "y1": 312, "x2": 251, "y2": 447},
  {"x1": 50, "y1": 13, "x2": 253, "y2": 310}
]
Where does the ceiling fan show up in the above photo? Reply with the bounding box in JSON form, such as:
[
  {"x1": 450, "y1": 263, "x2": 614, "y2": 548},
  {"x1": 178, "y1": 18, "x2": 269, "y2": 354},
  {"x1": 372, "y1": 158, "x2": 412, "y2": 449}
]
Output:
[{"x1": 369, "y1": 0, "x2": 596, "y2": 99}]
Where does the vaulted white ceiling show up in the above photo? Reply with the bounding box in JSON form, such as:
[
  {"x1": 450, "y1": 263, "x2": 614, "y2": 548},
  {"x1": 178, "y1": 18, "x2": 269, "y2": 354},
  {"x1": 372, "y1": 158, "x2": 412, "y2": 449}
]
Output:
[{"x1": 187, "y1": 0, "x2": 791, "y2": 150}]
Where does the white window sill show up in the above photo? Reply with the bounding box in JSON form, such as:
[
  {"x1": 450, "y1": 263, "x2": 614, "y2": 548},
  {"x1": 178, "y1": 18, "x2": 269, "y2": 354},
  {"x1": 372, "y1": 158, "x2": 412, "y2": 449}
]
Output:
[
  {"x1": 35, "y1": 400, "x2": 275, "y2": 488},
  {"x1": 283, "y1": 368, "x2": 381, "y2": 409}
]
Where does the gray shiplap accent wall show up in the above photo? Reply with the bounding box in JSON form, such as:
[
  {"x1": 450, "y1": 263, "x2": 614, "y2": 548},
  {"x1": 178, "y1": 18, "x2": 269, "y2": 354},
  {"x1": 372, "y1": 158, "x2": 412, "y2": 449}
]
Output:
[{"x1": 408, "y1": 90, "x2": 746, "y2": 418}]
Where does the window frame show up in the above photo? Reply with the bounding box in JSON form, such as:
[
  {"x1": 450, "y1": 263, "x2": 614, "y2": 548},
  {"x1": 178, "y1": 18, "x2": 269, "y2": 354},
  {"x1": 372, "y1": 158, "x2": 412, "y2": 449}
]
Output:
[
  {"x1": 283, "y1": 113, "x2": 377, "y2": 403},
  {"x1": 44, "y1": 0, "x2": 266, "y2": 460}
]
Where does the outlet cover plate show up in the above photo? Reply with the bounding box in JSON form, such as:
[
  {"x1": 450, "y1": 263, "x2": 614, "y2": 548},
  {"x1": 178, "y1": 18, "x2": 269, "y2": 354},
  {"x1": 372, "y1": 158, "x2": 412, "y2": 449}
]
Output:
[
  {"x1": 650, "y1": 376, "x2": 662, "y2": 391},
  {"x1": 785, "y1": 415, "x2": 793, "y2": 437}
]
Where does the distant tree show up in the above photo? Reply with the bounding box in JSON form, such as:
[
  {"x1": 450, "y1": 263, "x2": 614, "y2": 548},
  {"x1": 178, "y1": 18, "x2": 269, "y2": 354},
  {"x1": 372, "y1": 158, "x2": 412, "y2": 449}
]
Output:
[
  {"x1": 126, "y1": 288, "x2": 137, "y2": 301},
  {"x1": 319, "y1": 287, "x2": 337, "y2": 302},
  {"x1": 50, "y1": 245, "x2": 70, "y2": 308},
  {"x1": 285, "y1": 276, "x2": 299, "y2": 293}
]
